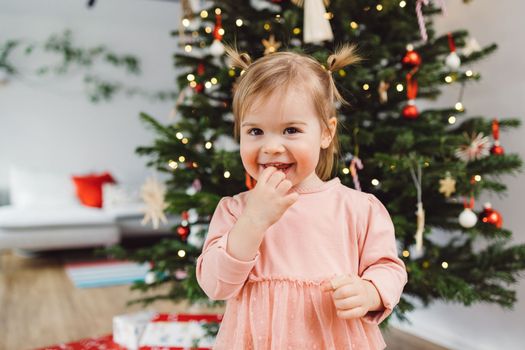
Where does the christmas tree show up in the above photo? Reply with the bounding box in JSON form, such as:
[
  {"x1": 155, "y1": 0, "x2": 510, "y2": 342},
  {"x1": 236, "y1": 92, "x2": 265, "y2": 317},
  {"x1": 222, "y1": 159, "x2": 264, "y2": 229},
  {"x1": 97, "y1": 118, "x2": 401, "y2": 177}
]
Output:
[{"x1": 108, "y1": 0, "x2": 525, "y2": 326}]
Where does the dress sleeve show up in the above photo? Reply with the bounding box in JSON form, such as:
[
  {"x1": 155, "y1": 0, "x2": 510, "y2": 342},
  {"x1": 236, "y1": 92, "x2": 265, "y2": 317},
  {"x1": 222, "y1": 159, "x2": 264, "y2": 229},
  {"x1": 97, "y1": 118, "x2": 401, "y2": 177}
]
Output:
[
  {"x1": 196, "y1": 196, "x2": 259, "y2": 301},
  {"x1": 358, "y1": 194, "x2": 408, "y2": 325}
]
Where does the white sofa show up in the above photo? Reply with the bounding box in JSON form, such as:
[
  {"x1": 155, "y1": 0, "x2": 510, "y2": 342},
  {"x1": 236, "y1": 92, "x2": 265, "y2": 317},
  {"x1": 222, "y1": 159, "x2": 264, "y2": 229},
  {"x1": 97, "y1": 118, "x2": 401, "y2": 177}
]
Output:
[
  {"x1": 0, "y1": 166, "x2": 174, "y2": 253},
  {"x1": 0, "y1": 205, "x2": 119, "y2": 251}
]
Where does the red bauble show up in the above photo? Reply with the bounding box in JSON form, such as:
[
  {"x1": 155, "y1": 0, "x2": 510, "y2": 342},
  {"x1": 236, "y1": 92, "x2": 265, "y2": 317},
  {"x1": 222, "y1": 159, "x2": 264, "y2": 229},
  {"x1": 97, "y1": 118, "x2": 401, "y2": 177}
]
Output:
[
  {"x1": 479, "y1": 203, "x2": 503, "y2": 228},
  {"x1": 177, "y1": 225, "x2": 190, "y2": 240},
  {"x1": 491, "y1": 143, "x2": 505, "y2": 155},
  {"x1": 402, "y1": 102, "x2": 419, "y2": 119},
  {"x1": 402, "y1": 50, "x2": 422, "y2": 69},
  {"x1": 194, "y1": 83, "x2": 204, "y2": 93},
  {"x1": 197, "y1": 63, "x2": 205, "y2": 75}
]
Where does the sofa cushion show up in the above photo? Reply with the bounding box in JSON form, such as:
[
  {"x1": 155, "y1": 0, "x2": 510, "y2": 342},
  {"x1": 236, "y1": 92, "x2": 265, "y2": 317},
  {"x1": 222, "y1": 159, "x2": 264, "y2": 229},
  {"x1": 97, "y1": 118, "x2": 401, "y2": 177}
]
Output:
[
  {"x1": 72, "y1": 172, "x2": 116, "y2": 208},
  {"x1": 9, "y1": 165, "x2": 79, "y2": 208}
]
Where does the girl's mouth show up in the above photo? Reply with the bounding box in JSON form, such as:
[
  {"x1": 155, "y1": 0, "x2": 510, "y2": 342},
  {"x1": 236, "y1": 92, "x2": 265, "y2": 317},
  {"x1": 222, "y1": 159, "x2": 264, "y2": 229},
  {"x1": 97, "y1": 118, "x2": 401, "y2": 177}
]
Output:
[{"x1": 262, "y1": 163, "x2": 294, "y2": 175}]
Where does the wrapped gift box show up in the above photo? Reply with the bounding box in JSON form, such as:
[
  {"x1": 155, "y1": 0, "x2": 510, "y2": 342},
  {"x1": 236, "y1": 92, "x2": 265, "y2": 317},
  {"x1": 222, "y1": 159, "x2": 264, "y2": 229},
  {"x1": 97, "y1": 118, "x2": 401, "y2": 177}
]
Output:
[
  {"x1": 113, "y1": 310, "x2": 157, "y2": 350},
  {"x1": 36, "y1": 334, "x2": 125, "y2": 350},
  {"x1": 139, "y1": 314, "x2": 223, "y2": 350}
]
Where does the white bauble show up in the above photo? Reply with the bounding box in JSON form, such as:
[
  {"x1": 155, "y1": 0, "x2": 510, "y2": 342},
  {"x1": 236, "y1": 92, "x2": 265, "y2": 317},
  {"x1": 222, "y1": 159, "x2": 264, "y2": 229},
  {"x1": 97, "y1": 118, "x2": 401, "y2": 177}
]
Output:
[
  {"x1": 210, "y1": 39, "x2": 225, "y2": 57},
  {"x1": 187, "y1": 223, "x2": 205, "y2": 248},
  {"x1": 445, "y1": 52, "x2": 461, "y2": 70},
  {"x1": 187, "y1": 208, "x2": 199, "y2": 224},
  {"x1": 144, "y1": 271, "x2": 156, "y2": 285},
  {"x1": 185, "y1": 186, "x2": 196, "y2": 196},
  {"x1": 459, "y1": 208, "x2": 477, "y2": 228}
]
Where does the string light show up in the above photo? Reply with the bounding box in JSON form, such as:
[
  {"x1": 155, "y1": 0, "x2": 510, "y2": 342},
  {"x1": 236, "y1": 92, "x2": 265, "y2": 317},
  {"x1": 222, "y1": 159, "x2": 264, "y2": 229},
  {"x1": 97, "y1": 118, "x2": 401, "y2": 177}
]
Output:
[
  {"x1": 215, "y1": 8, "x2": 221, "y2": 15},
  {"x1": 184, "y1": 45, "x2": 192, "y2": 53},
  {"x1": 182, "y1": 18, "x2": 190, "y2": 27},
  {"x1": 465, "y1": 70, "x2": 473, "y2": 77},
  {"x1": 236, "y1": 19, "x2": 243, "y2": 27},
  {"x1": 363, "y1": 83, "x2": 370, "y2": 91},
  {"x1": 293, "y1": 27, "x2": 301, "y2": 35},
  {"x1": 205, "y1": 141, "x2": 213, "y2": 149},
  {"x1": 218, "y1": 28, "x2": 225, "y2": 36},
  {"x1": 399, "y1": 1, "x2": 407, "y2": 8},
  {"x1": 474, "y1": 175, "x2": 482, "y2": 182},
  {"x1": 376, "y1": 4, "x2": 383, "y2": 11},
  {"x1": 168, "y1": 160, "x2": 178, "y2": 169},
  {"x1": 448, "y1": 116, "x2": 456, "y2": 124},
  {"x1": 228, "y1": 69, "x2": 235, "y2": 77},
  {"x1": 455, "y1": 102, "x2": 464, "y2": 111},
  {"x1": 444, "y1": 75, "x2": 453, "y2": 83},
  {"x1": 189, "y1": 81, "x2": 197, "y2": 88},
  {"x1": 324, "y1": 12, "x2": 334, "y2": 19},
  {"x1": 210, "y1": 77, "x2": 218, "y2": 84},
  {"x1": 338, "y1": 69, "x2": 346, "y2": 77},
  {"x1": 424, "y1": 161, "x2": 430, "y2": 167},
  {"x1": 350, "y1": 21, "x2": 359, "y2": 29},
  {"x1": 178, "y1": 156, "x2": 186, "y2": 162},
  {"x1": 441, "y1": 261, "x2": 449, "y2": 269},
  {"x1": 182, "y1": 138, "x2": 189, "y2": 144},
  {"x1": 192, "y1": 162, "x2": 198, "y2": 168},
  {"x1": 342, "y1": 168, "x2": 350, "y2": 174},
  {"x1": 396, "y1": 83, "x2": 404, "y2": 92},
  {"x1": 205, "y1": 26, "x2": 212, "y2": 34},
  {"x1": 205, "y1": 81, "x2": 212, "y2": 89},
  {"x1": 402, "y1": 250, "x2": 410, "y2": 257},
  {"x1": 224, "y1": 171, "x2": 231, "y2": 178},
  {"x1": 200, "y1": 10, "x2": 208, "y2": 18},
  {"x1": 178, "y1": 250, "x2": 186, "y2": 258},
  {"x1": 186, "y1": 74, "x2": 195, "y2": 82},
  {"x1": 176, "y1": 132, "x2": 184, "y2": 140},
  {"x1": 371, "y1": 179, "x2": 380, "y2": 186},
  {"x1": 264, "y1": 23, "x2": 271, "y2": 31}
]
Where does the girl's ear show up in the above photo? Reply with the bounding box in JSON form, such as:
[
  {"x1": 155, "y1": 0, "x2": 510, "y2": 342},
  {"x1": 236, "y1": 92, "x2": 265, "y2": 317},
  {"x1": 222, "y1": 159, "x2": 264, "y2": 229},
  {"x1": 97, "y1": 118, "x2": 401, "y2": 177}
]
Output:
[{"x1": 321, "y1": 117, "x2": 337, "y2": 149}]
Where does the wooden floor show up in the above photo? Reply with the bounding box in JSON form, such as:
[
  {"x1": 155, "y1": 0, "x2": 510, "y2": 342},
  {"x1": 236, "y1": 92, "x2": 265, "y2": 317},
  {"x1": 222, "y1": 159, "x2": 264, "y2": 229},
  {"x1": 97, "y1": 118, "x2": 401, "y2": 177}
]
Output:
[{"x1": 0, "y1": 251, "x2": 449, "y2": 350}]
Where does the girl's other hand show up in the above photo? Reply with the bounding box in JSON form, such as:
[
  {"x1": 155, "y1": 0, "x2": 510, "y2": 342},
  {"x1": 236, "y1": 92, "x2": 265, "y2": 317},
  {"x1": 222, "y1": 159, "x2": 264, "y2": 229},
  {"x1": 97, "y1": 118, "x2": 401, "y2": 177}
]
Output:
[
  {"x1": 243, "y1": 166, "x2": 299, "y2": 230},
  {"x1": 321, "y1": 275, "x2": 383, "y2": 320}
]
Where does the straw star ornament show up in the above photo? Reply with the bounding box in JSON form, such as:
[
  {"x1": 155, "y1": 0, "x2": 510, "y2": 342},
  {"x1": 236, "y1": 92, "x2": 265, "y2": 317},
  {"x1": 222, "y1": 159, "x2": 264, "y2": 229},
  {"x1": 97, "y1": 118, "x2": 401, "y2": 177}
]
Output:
[{"x1": 141, "y1": 176, "x2": 168, "y2": 229}]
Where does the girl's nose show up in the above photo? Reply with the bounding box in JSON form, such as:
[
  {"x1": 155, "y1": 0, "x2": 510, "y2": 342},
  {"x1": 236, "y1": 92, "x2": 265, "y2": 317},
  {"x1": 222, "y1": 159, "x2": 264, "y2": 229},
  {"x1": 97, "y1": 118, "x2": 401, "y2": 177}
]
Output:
[{"x1": 262, "y1": 137, "x2": 285, "y2": 154}]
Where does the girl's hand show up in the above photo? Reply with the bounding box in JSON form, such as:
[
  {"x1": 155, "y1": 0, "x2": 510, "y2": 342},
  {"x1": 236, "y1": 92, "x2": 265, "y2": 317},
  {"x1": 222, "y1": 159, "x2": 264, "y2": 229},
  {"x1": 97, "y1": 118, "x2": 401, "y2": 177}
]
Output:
[
  {"x1": 320, "y1": 275, "x2": 383, "y2": 320},
  {"x1": 243, "y1": 166, "x2": 299, "y2": 230}
]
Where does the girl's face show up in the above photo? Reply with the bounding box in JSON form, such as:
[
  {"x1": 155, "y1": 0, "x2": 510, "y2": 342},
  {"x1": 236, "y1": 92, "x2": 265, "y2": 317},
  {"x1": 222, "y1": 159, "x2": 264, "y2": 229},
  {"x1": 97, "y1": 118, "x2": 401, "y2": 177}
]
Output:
[{"x1": 240, "y1": 88, "x2": 336, "y2": 189}]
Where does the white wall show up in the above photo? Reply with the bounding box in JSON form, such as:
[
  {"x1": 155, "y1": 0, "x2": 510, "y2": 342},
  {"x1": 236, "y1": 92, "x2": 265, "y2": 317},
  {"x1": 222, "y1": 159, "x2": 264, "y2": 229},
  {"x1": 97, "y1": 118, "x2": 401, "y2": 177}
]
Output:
[
  {"x1": 1, "y1": 1, "x2": 524, "y2": 349},
  {"x1": 0, "y1": 0, "x2": 181, "y2": 204},
  {"x1": 392, "y1": 2, "x2": 525, "y2": 350}
]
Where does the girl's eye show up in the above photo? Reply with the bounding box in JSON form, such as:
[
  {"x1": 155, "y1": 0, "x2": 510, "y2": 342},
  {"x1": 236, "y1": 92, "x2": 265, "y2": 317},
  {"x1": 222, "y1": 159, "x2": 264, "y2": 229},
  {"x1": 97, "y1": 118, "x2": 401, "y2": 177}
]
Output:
[
  {"x1": 284, "y1": 127, "x2": 299, "y2": 134},
  {"x1": 248, "y1": 128, "x2": 263, "y2": 136}
]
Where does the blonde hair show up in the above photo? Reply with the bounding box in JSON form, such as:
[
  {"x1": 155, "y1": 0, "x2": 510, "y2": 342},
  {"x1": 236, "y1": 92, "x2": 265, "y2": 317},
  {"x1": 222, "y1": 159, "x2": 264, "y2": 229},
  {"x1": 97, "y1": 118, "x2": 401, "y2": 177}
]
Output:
[{"x1": 226, "y1": 45, "x2": 360, "y2": 180}]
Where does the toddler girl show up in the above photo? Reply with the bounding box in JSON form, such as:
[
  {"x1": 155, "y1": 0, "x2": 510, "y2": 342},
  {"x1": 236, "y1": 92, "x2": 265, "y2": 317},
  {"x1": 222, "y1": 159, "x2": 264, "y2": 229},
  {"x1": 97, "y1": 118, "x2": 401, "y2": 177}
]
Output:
[{"x1": 196, "y1": 45, "x2": 408, "y2": 349}]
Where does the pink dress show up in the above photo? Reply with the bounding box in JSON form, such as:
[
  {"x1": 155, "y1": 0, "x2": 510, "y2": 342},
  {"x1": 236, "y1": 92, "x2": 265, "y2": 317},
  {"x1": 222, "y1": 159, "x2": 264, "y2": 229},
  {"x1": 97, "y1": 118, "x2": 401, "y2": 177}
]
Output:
[{"x1": 196, "y1": 178, "x2": 408, "y2": 349}]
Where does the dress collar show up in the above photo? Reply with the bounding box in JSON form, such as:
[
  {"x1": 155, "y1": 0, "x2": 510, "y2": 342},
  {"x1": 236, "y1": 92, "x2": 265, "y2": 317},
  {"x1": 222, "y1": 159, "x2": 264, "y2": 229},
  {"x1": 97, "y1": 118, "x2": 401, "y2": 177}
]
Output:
[{"x1": 291, "y1": 177, "x2": 341, "y2": 194}]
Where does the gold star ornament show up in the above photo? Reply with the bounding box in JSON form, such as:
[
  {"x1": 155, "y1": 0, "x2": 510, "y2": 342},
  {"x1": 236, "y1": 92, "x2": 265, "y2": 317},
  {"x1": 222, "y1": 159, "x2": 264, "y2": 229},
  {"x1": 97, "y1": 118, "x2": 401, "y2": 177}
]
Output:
[
  {"x1": 262, "y1": 35, "x2": 281, "y2": 55},
  {"x1": 439, "y1": 172, "x2": 456, "y2": 198}
]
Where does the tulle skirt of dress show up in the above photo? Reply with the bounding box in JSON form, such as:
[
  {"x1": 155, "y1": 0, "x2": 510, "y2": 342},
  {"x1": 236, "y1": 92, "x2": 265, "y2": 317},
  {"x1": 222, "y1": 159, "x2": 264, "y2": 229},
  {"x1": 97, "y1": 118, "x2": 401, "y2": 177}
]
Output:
[{"x1": 212, "y1": 276, "x2": 386, "y2": 350}]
